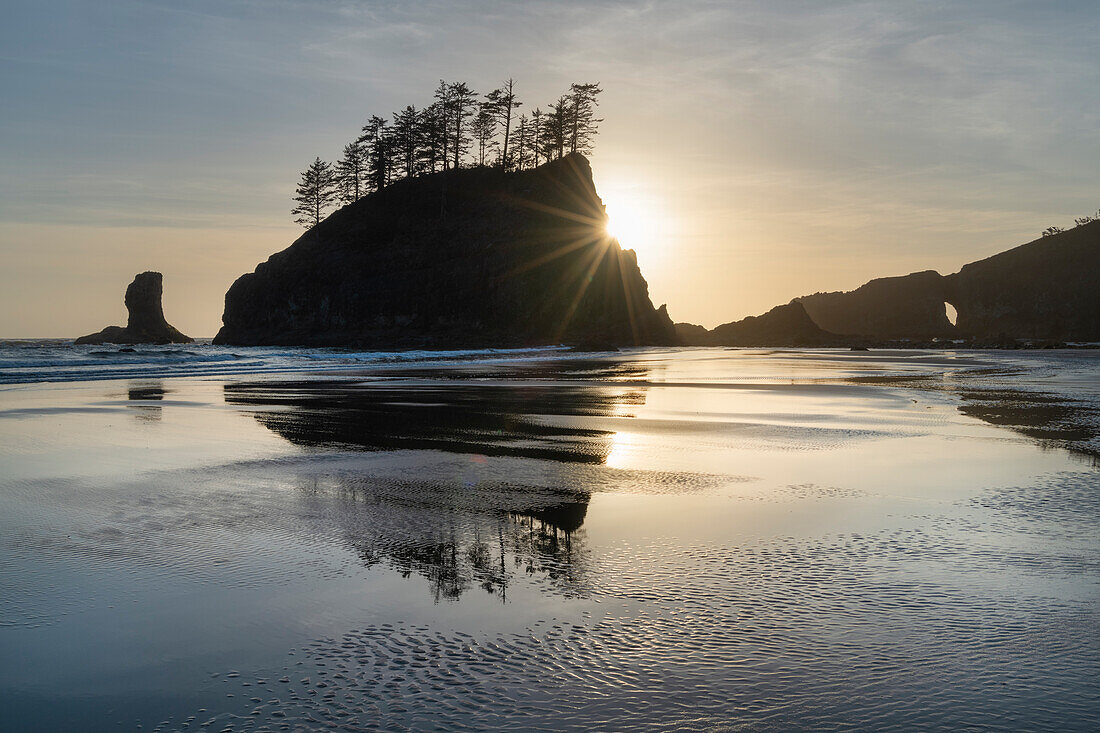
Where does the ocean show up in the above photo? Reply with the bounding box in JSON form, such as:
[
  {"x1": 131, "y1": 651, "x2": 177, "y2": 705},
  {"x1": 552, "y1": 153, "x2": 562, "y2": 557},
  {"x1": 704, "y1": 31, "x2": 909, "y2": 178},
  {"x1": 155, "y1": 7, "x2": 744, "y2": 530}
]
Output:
[{"x1": 0, "y1": 339, "x2": 578, "y2": 385}]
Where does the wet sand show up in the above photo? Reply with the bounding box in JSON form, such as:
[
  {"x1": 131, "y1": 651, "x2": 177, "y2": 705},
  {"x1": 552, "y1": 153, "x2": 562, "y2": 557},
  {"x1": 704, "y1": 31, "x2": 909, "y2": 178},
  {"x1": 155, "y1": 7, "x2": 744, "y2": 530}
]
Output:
[{"x1": 1, "y1": 348, "x2": 1098, "y2": 731}]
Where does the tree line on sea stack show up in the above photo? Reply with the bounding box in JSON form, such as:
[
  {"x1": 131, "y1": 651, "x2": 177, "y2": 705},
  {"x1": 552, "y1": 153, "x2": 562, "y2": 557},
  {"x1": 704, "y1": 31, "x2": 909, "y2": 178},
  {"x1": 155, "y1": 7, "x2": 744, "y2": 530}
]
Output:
[
  {"x1": 291, "y1": 80, "x2": 603, "y2": 228},
  {"x1": 1041, "y1": 208, "x2": 1100, "y2": 238}
]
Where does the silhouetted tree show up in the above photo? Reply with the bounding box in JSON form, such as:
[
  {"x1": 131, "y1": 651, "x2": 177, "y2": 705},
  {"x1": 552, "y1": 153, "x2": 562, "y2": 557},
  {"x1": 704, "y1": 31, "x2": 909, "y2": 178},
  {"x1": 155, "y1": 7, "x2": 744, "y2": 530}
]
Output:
[
  {"x1": 486, "y1": 78, "x2": 521, "y2": 168},
  {"x1": 336, "y1": 142, "x2": 368, "y2": 204},
  {"x1": 418, "y1": 102, "x2": 447, "y2": 173},
  {"x1": 448, "y1": 82, "x2": 477, "y2": 169},
  {"x1": 433, "y1": 80, "x2": 452, "y2": 169},
  {"x1": 1042, "y1": 226, "x2": 1066, "y2": 237},
  {"x1": 392, "y1": 105, "x2": 420, "y2": 178},
  {"x1": 513, "y1": 114, "x2": 531, "y2": 170},
  {"x1": 544, "y1": 96, "x2": 569, "y2": 159},
  {"x1": 530, "y1": 107, "x2": 543, "y2": 167},
  {"x1": 567, "y1": 82, "x2": 603, "y2": 154},
  {"x1": 300, "y1": 77, "x2": 606, "y2": 203},
  {"x1": 472, "y1": 104, "x2": 497, "y2": 166},
  {"x1": 291, "y1": 157, "x2": 338, "y2": 228},
  {"x1": 359, "y1": 115, "x2": 393, "y2": 191}
]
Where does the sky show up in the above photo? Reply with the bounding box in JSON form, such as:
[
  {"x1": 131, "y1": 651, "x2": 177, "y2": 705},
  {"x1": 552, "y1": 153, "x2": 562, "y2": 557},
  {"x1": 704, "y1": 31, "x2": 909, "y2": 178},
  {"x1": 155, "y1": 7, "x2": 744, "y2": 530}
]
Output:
[{"x1": 1, "y1": 0, "x2": 1097, "y2": 337}]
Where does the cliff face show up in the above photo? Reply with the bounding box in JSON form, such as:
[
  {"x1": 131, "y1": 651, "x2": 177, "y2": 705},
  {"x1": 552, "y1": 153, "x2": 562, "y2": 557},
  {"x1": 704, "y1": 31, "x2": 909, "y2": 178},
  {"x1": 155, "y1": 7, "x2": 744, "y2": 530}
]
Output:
[
  {"x1": 944, "y1": 221, "x2": 1100, "y2": 340},
  {"x1": 214, "y1": 154, "x2": 676, "y2": 347},
  {"x1": 76, "y1": 272, "x2": 192, "y2": 345},
  {"x1": 796, "y1": 270, "x2": 953, "y2": 339},
  {"x1": 786, "y1": 221, "x2": 1099, "y2": 341}
]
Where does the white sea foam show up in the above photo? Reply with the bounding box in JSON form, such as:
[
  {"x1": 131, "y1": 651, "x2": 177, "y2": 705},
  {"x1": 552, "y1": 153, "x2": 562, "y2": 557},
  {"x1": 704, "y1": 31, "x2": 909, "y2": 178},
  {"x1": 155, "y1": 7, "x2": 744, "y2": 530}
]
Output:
[{"x1": 0, "y1": 339, "x2": 574, "y2": 385}]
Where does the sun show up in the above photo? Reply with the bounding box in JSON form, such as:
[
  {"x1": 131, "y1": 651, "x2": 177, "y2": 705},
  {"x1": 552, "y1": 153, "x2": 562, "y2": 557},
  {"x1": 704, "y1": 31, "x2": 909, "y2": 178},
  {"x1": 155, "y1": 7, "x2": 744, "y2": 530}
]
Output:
[{"x1": 603, "y1": 195, "x2": 660, "y2": 256}]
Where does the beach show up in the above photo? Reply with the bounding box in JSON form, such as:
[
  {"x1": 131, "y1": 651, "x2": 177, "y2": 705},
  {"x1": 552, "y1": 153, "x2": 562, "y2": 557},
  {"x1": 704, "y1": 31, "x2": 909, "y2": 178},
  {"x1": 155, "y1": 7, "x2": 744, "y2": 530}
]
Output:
[{"x1": 1, "y1": 345, "x2": 1098, "y2": 731}]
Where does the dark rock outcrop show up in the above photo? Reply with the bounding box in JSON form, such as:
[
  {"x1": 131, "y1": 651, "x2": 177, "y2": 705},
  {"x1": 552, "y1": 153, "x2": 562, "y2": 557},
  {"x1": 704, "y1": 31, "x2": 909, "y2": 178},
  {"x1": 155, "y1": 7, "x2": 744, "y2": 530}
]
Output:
[
  {"x1": 676, "y1": 302, "x2": 836, "y2": 346},
  {"x1": 795, "y1": 270, "x2": 953, "y2": 339},
  {"x1": 943, "y1": 221, "x2": 1100, "y2": 340},
  {"x1": 673, "y1": 322, "x2": 710, "y2": 345},
  {"x1": 779, "y1": 221, "x2": 1099, "y2": 342},
  {"x1": 214, "y1": 154, "x2": 677, "y2": 347},
  {"x1": 710, "y1": 302, "x2": 835, "y2": 346},
  {"x1": 76, "y1": 272, "x2": 192, "y2": 345}
]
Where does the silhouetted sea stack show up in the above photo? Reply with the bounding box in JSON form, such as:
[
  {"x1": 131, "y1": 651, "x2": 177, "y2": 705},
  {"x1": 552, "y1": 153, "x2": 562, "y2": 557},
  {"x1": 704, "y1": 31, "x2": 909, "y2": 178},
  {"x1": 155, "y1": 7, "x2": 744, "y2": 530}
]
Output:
[
  {"x1": 790, "y1": 221, "x2": 1100, "y2": 342},
  {"x1": 796, "y1": 270, "x2": 953, "y2": 340},
  {"x1": 75, "y1": 272, "x2": 192, "y2": 345},
  {"x1": 676, "y1": 302, "x2": 835, "y2": 346},
  {"x1": 943, "y1": 220, "x2": 1100, "y2": 341},
  {"x1": 214, "y1": 154, "x2": 677, "y2": 347}
]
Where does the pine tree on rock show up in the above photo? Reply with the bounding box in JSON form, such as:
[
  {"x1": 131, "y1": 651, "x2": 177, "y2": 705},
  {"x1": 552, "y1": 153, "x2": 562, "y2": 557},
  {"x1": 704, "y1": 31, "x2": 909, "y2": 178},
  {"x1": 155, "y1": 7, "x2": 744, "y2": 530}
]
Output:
[
  {"x1": 291, "y1": 157, "x2": 338, "y2": 229},
  {"x1": 433, "y1": 80, "x2": 453, "y2": 170},
  {"x1": 336, "y1": 142, "x2": 368, "y2": 205},
  {"x1": 447, "y1": 82, "x2": 477, "y2": 169},
  {"x1": 545, "y1": 96, "x2": 569, "y2": 160},
  {"x1": 567, "y1": 82, "x2": 603, "y2": 155},
  {"x1": 358, "y1": 115, "x2": 393, "y2": 191},
  {"x1": 514, "y1": 114, "x2": 530, "y2": 170},
  {"x1": 530, "y1": 107, "x2": 543, "y2": 167},
  {"x1": 418, "y1": 102, "x2": 447, "y2": 174},
  {"x1": 485, "y1": 78, "x2": 521, "y2": 168},
  {"x1": 472, "y1": 104, "x2": 497, "y2": 166},
  {"x1": 392, "y1": 105, "x2": 420, "y2": 179}
]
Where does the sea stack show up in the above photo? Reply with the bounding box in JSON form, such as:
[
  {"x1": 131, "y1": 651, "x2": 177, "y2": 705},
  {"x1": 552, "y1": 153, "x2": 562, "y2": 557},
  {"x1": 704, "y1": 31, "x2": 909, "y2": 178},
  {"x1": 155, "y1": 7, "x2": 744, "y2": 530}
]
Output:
[
  {"x1": 790, "y1": 220, "x2": 1100, "y2": 341},
  {"x1": 675, "y1": 302, "x2": 836, "y2": 346},
  {"x1": 76, "y1": 272, "x2": 193, "y2": 345},
  {"x1": 213, "y1": 154, "x2": 678, "y2": 347}
]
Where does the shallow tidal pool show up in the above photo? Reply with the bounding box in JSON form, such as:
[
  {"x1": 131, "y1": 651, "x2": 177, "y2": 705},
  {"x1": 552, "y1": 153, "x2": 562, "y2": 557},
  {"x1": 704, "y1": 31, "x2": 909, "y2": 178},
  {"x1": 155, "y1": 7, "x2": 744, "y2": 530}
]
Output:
[{"x1": 1, "y1": 348, "x2": 1098, "y2": 731}]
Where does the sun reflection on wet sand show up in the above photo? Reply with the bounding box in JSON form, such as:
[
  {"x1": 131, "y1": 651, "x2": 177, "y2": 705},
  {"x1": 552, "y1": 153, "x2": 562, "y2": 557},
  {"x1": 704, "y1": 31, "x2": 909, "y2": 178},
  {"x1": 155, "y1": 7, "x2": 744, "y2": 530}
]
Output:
[{"x1": 605, "y1": 431, "x2": 641, "y2": 470}]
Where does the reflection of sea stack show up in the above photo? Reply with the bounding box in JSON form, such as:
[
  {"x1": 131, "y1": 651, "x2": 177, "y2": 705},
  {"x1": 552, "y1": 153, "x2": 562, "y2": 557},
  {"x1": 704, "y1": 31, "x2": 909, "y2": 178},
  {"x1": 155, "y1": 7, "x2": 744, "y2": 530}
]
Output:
[{"x1": 76, "y1": 272, "x2": 193, "y2": 345}]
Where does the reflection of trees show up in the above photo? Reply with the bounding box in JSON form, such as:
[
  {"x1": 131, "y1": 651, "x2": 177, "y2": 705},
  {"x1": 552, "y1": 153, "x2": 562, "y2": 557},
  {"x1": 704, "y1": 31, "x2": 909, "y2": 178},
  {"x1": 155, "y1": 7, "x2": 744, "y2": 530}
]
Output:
[
  {"x1": 390, "y1": 533, "x2": 470, "y2": 603},
  {"x1": 336, "y1": 488, "x2": 590, "y2": 603},
  {"x1": 507, "y1": 504, "x2": 588, "y2": 594}
]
